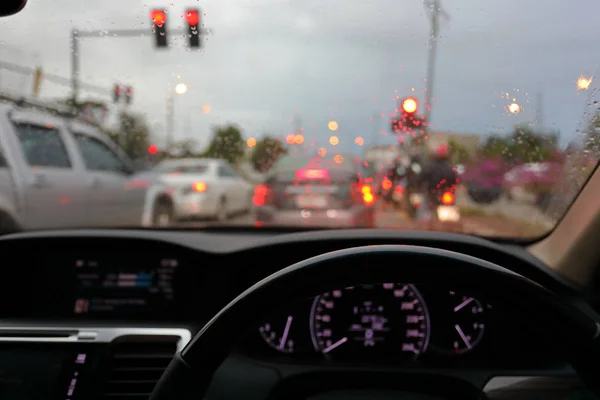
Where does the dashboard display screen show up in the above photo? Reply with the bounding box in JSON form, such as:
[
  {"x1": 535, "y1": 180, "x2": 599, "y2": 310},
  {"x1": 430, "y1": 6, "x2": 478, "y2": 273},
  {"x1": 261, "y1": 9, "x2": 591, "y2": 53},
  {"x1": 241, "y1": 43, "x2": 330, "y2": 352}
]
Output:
[
  {"x1": 0, "y1": 344, "x2": 97, "y2": 400},
  {"x1": 0, "y1": 348, "x2": 65, "y2": 399},
  {"x1": 72, "y1": 257, "x2": 178, "y2": 316}
]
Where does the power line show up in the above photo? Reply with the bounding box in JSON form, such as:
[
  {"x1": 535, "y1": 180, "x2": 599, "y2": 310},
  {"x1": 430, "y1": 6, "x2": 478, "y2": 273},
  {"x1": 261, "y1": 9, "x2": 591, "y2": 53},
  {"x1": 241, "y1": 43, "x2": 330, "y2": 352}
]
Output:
[{"x1": 0, "y1": 60, "x2": 110, "y2": 96}]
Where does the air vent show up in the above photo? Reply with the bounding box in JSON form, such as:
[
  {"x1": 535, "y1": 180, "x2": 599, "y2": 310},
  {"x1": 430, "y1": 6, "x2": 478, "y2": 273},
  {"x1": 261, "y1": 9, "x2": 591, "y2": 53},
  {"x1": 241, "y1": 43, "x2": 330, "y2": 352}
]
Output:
[{"x1": 102, "y1": 335, "x2": 180, "y2": 400}]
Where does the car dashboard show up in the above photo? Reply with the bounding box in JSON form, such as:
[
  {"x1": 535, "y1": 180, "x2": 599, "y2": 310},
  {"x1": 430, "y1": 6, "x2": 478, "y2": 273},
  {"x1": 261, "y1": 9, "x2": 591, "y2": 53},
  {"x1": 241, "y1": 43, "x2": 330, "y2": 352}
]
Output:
[{"x1": 0, "y1": 228, "x2": 593, "y2": 400}]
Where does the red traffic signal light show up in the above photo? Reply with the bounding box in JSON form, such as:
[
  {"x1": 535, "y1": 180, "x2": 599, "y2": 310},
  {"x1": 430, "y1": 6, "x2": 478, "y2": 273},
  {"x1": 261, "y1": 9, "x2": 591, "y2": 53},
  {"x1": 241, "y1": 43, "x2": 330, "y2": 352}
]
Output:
[
  {"x1": 150, "y1": 9, "x2": 166, "y2": 27},
  {"x1": 185, "y1": 8, "x2": 201, "y2": 49},
  {"x1": 185, "y1": 9, "x2": 200, "y2": 26},
  {"x1": 113, "y1": 84, "x2": 122, "y2": 103},
  {"x1": 124, "y1": 86, "x2": 133, "y2": 105},
  {"x1": 148, "y1": 145, "x2": 158, "y2": 155},
  {"x1": 401, "y1": 97, "x2": 418, "y2": 114},
  {"x1": 150, "y1": 9, "x2": 168, "y2": 48}
]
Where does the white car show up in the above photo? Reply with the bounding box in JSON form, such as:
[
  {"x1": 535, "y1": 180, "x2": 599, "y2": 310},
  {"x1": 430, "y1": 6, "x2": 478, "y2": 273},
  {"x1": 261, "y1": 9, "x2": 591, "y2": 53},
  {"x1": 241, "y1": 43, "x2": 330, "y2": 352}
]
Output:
[{"x1": 153, "y1": 158, "x2": 254, "y2": 221}]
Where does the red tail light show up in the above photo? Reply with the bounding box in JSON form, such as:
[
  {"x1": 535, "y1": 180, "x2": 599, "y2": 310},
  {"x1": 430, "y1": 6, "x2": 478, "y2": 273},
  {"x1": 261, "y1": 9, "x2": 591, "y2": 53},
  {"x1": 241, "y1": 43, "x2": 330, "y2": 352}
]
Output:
[
  {"x1": 382, "y1": 178, "x2": 392, "y2": 191},
  {"x1": 295, "y1": 169, "x2": 329, "y2": 180},
  {"x1": 253, "y1": 184, "x2": 272, "y2": 206},
  {"x1": 441, "y1": 191, "x2": 455, "y2": 205},
  {"x1": 361, "y1": 185, "x2": 375, "y2": 206},
  {"x1": 192, "y1": 181, "x2": 207, "y2": 192}
]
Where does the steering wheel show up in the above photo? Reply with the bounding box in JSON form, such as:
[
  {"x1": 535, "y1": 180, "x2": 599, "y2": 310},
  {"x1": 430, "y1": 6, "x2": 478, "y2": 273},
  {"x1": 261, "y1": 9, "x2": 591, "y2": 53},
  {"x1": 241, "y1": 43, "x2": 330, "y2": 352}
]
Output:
[{"x1": 149, "y1": 245, "x2": 600, "y2": 400}]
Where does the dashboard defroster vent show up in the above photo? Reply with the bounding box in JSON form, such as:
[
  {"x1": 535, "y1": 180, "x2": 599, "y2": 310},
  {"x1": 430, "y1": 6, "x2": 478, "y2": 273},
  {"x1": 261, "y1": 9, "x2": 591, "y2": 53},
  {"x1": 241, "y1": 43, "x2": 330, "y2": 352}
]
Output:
[{"x1": 101, "y1": 335, "x2": 179, "y2": 400}]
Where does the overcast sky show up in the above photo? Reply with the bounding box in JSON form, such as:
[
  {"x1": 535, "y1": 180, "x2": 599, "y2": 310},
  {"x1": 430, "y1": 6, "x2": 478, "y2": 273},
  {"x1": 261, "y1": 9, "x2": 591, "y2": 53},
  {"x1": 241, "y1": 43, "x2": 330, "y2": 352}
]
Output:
[{"x1": 0, "y1": 0, "x2": 599, "y2": 152}]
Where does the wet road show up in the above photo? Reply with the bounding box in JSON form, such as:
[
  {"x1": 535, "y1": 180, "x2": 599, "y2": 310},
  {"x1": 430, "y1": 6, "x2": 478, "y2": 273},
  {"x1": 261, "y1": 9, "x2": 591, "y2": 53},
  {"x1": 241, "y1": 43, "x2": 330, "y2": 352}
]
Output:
[{"x1": 176, "y1": 193, "x2": 550, "y2": 238}]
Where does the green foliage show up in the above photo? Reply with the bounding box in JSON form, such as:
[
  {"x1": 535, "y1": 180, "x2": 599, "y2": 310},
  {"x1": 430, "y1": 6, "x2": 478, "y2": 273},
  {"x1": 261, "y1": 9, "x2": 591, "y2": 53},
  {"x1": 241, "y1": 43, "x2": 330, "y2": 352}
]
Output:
[
  {"x1": 250, "y1": 136, "x2": 288, "y2": 172},
  {"x1": 106, "y1": 112, "x2": 152, "y2": 161},
  {"x1": 584, "y1": 112, "x2": 600, "y2": 153},
  {"x1": 170, "y1": 139, "x2": 200, "y2": 158},
  {"x1": 477, "y1": 124, "x2": 559, "y2": 164},
  {"x1": 448, "y1": 138, "x2": 471, "y2": 164},
  {"x1": 204, "y1": 124, "x2": 246, "y2": 165}
]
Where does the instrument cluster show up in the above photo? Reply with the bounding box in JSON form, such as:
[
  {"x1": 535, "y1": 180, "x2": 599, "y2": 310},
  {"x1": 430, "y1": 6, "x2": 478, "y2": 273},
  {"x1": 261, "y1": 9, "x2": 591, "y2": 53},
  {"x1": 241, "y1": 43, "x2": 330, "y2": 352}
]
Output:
[{"x1": 240, "y1": 282, "x2": 535, "y2": 367}]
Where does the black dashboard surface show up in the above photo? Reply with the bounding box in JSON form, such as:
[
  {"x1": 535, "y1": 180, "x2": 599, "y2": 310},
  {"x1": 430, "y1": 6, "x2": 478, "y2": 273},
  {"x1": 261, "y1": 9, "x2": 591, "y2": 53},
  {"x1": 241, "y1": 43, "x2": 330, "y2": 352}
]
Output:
[{"x1": 0, "y1": 228, "x2": 592, "y2": 399}]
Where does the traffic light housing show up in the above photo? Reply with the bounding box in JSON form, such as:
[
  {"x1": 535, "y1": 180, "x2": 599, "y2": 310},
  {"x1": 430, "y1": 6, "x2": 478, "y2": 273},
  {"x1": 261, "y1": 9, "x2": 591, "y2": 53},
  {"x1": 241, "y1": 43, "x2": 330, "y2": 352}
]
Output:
[
  {"x1": 124, "y1": 86, "x2": 133, "y2": 105},
  {"x1": 391, "y1": 97, "x2": 425, "y2": 132},
  {"x1": 185, "y1": 8, "x2": 201, "y2": 48},
  {"x1": 113, "y1": 84, "x2": 122, "y2": 103},
  {"x1": 150, "y1": 9, "x2": 168, "y2": 48}
]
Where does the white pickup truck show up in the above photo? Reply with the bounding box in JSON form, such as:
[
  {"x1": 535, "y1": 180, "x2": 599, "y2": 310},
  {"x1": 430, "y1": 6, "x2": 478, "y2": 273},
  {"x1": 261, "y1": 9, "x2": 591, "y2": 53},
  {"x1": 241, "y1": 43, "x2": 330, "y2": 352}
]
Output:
[{"x1": 0, "y1": 96, "x2": 174, "y2": 233}]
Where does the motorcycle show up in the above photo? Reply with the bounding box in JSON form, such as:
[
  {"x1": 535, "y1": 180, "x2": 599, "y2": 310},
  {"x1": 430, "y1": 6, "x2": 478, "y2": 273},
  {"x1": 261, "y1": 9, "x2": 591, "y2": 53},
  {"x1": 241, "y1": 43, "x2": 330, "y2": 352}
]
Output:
[{"x1": 431, "y1": 190, "x2": 461, "y2": 222}]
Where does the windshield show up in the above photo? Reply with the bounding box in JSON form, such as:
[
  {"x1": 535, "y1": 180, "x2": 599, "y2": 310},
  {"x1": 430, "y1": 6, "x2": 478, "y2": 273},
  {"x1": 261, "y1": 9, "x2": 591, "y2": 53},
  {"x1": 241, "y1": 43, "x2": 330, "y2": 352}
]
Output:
[{"x1": 0, "y1": 1, "x2": 598, "y2": 238}]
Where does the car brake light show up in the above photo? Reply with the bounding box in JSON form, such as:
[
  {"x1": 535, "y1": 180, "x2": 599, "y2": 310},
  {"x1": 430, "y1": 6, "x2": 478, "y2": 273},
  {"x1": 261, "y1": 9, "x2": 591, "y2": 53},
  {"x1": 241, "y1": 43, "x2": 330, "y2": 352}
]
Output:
[
  {"x1": 295, "y1": 169, "x2": 329, "y2": 180},
  {"x1": 441, "y1": 191, "x2": 455, "y2": 205},
  {"x1": 382, "y1": 178, "x2": 392, "y2": 190},
  {"x1": 361, "y1": 185, "x2": 375, "y2": 205},
  {"x1": 192, "y1": 181, "x2": 207, "y2": 192},
  {"x1": 253, "y1": 184, "x2": 271, "y2": 206}
]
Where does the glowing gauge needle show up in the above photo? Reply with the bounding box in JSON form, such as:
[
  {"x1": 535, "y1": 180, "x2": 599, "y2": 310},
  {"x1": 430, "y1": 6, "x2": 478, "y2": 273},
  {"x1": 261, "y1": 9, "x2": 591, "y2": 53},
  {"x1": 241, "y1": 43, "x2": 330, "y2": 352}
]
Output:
[
  {"x1": 278, "y1": 315, "x2": 293, "y2": 350},
  {"x1": 455, "y1": 324, "x2": 472, "y2": 350},
  {"x1": 322, "y1": 336, "x2": 348, "y2": 354},
  {"x1": 453, "y1": 297, "x2": 473, "y2": 312}
]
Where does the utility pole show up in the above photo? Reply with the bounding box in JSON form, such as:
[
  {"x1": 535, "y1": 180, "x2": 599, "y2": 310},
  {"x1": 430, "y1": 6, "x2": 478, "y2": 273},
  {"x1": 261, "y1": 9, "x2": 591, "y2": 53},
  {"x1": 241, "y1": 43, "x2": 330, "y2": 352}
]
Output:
[
  {"x1": 70, "y1": 30, "x2": 80, "y2": 104},
  {"x1": 535, "y1": 92, "x2": 544, "y2": 129},
  {"x1": 423, "y1": 0, "x2": 449, "y2": 124},
  {"x1": 166, "y1": 93, "x2": 175, "y2": 150}
]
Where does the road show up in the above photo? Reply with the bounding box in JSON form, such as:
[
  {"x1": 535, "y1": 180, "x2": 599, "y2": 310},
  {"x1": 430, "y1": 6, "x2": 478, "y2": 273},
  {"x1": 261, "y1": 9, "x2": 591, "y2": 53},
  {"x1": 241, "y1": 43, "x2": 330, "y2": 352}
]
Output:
[
  {"x1": 176, "y1": 190, "x2": 551, "y2": 238},
  {"x1": 455, "y1": 187, "x2": 556, "y2": 231}
]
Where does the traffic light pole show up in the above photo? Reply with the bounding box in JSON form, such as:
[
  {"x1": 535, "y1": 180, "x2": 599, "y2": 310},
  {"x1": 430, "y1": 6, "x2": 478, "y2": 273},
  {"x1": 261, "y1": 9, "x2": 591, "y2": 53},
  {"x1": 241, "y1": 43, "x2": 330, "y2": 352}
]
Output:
[
  {"x1": 423, "y1": 0, "x2": 448, "y2": 124},
  {"x1": 69, "y1": 27, "x2": 212, "y2": 103}
]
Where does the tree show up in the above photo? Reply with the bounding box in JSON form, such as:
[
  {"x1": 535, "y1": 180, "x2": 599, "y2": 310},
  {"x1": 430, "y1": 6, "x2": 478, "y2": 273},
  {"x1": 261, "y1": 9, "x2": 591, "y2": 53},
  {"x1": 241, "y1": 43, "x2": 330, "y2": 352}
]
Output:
[
  {"x1": 478, "y1": 134, "x2": 510, "y2": 160},
  {"x1": 204, "y1": 124, "x2": 245, "y2": 164},
  {"x1": 584, "y1": 111, "x2": 600, "y2": 154},
  {"x1": 169, "y1": 139, "x2": 200, "y2": 158},
  {"x1": 448, "y1": 138, "x2": 470, "y2": 164},
  {"x1": 477, "y1": 125, "x2": 559, "y2": 165},
  {"x1": 107, "y1": 112, "x2": 152, "y2": 161},
  {"x1": 506, "y1": 124, "x2": 555, "y2": 163},
  {"x1": 251, "y1": 136, "x2": 288, "y2": 172}
]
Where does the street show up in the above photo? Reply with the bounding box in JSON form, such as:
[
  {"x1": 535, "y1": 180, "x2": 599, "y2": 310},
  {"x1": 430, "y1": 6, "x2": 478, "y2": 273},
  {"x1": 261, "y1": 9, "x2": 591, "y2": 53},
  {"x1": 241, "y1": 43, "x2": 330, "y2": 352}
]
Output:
[{"x1": 176, "y1": 188, "x2": 552, "y2": 238}]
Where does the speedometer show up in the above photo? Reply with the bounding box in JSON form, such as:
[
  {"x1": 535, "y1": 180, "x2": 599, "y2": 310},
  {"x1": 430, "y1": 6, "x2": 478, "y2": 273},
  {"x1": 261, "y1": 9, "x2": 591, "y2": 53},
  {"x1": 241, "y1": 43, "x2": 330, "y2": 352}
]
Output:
[{"x1": 310, "y1": 283, "x2": 430, "y2": 362}]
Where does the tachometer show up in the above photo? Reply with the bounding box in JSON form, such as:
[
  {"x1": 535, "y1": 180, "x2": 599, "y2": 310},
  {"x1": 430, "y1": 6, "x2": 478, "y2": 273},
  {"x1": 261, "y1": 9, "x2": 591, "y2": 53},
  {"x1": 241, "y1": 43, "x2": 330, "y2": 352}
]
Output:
[
  {"x1": 259, "y1": 314, "x2": 300, "y2": 354},
  {"x1": 428, "y1": 291, "x2": 487, "y2": 355},
  {"x1": 310, "y1": 283, "x2": 430, "y2": 361}
]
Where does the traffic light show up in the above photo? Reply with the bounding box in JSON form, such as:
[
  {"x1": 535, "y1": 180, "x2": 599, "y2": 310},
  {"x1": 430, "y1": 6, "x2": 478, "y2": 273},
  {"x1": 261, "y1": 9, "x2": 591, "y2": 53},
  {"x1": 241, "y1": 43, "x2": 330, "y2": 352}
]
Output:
[
  {"x1": 148, "y1": 144, "x2": 158, "y2": 155},
  {"x1": 113, "y1": 84, "x2": 122, "y2": 103},
  {"x1": 150, "y1": 9, "x2": 168, "y2": 48},
  {"x1": 184, "y1": 8, "x2": 201, "y2": 49},
  {"x1": 401, "y1": 97, "x2": 418, "y2": 114},
  {"x1": 124, "y1": 86, "x2": 133, "y2": 105},
  {"x1": 391, "y1": 97, "x2": 425, "y2": 132}
]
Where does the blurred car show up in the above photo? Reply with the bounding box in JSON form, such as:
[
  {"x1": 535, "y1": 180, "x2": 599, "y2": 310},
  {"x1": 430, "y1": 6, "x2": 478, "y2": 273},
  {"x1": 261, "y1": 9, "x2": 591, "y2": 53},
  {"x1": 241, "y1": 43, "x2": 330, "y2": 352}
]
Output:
[
  {"x1": 462, "y1": 157, "x2": 507, "y2": 204},
  {"x1": 253, "y1": 154, "x2": 376, "y2": 228},
  {"x1": 153, "y1": 158, "x2": 253, "y2": 221},
  {"x1": 503, "y1": 162, "x2": 564, "y2": 208},
  {"x1": 0, "y1": 96, "x2": 175, "y2": 232}
]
